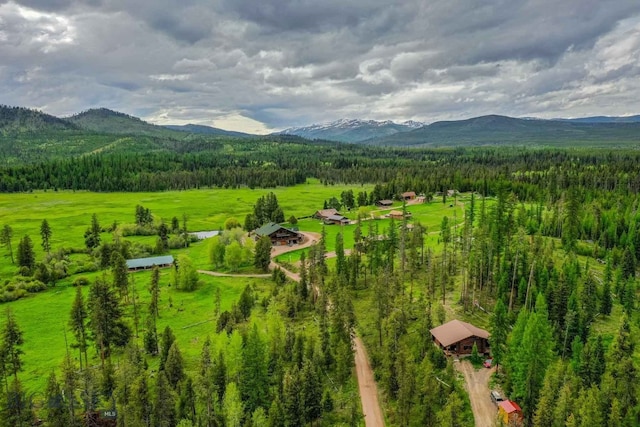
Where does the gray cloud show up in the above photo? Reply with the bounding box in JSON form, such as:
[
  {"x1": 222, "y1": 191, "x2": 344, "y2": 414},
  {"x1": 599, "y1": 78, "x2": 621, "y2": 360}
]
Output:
[{"x1": 2, "y1": 0, "x2": 640, "y2": 132}]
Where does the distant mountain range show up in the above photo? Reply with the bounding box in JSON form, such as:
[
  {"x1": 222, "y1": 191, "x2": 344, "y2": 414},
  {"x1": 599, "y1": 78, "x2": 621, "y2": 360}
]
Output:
[
  {"x1": 2, "y1": 104, "x2": 640, "y2": 163},
  {"x1": 278, "y1": 119, "x2": 425, "y2": 143},
  {"x1": 365, "y1": 115, "x2": 640, "y2": 146},
  {"x1": 276, "y1": 115, "x2": 640, "y2": 145},
  {"x1": 164, "y1": 124, "x2": 251, "y2": 138}
]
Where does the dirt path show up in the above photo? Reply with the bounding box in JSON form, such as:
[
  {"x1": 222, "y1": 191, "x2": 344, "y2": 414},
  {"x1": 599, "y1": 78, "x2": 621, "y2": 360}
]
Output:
[
  {"x1": 197, "y1": 229, "x2": 385, "y2": 426},
  {"x1": 355, "y1": 337, "x2": 385, "y2": 427},
  {"x1": 198, "y1": 270, "x2": 270, "y2": 278},
  {"x1": 455, "y1": 360, "x2": 497, "y2": 427}
]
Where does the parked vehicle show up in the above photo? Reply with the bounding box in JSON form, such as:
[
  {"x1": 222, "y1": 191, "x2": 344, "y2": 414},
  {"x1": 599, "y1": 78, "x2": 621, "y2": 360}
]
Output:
[
  {"x1": 484, "y1": 358, "x2": 493, "y2": 368},
  {"x1": 491, "y1": 390, "x2": 504, "y2": 405}
]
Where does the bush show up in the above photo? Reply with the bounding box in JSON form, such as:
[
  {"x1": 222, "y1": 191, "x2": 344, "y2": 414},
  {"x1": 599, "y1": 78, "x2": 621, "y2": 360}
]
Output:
[
  {"x1": 73, "y1": 276, "x2": 90, "y2": 287},
  {"x1": 168, "y1": 236, "x2": 188, "y2": 249},
  {"x1": 25, "y1": 280, "x2": 46, "y2": 293}
]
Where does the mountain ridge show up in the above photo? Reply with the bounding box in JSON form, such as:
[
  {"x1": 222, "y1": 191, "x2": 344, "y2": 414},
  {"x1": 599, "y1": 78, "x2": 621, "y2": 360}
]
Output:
[
  {"x1": 278, "y1": 118, "x2": 425, "y2": 143},
  {"x1": 365, "y1": 114, "x2": 640, "y2": 146}
]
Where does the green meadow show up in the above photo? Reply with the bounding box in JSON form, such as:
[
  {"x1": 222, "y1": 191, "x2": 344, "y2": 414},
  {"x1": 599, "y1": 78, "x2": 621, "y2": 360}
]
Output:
[
  {"x1": 0, "y1": 179, "x2": 372, "y2": 277},
  {"x1": 0, "y1": 180, "x2": 376, "y2": 392}
]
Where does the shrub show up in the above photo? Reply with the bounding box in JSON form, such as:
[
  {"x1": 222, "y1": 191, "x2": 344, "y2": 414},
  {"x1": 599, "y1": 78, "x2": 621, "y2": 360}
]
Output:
[
  {"x1": 25, "y1": 280, "x2": 46, "y2": 293},
  {"x1": 73, "y1": 276, "x2": 90, "y2": 287}
]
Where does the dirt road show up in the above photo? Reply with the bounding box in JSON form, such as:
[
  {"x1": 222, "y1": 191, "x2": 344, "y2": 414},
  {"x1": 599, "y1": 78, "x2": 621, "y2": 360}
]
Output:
[
  {"x1": 355, "y1": 337, "x2": 385, "y2": 427},
  {"x1": 198, "y1": 230, "x2": 385, "y2": 426},
  {"x1": 198, "y1": 270, "x2": 270, "y2": 278},
  {"x1": 455, "y1": 360, "x2": 497, "y2": 427}
]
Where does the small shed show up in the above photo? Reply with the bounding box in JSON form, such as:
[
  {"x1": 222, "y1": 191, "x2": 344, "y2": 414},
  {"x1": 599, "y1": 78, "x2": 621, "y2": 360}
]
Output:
[
  {"x1": 402, "y1": 191, "x2": 416, "y2": 200},
  {"x1": 126, "y1": 255, "x2": 174, "y2": 272},
  {"x1": 376, "y1": 199, "x2": 393, "y2": 207},
  {"x1": 254, "y1": 222, "x2": 302, "y2": 246},
  {"x1": 313, "y1": 208, "x2": 339, "y2": 220},
  {"x1": 498, "y1": 400, "x2": 523, "y2": 426},
  {"x1": 430, "y1": 319, "x2": 490, "y2": 355},
  {"x1": 388, "y1": 210, "x2": 412, "y2": 220},
  {"x1": 324, "y1": 214, "x2": 350, "y2": 225}
]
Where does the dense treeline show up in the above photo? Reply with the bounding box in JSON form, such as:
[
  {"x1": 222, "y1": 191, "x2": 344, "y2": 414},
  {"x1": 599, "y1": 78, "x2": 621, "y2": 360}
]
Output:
[{"x1": 3, "y1": 144, "x2": 640, "y2": 195}]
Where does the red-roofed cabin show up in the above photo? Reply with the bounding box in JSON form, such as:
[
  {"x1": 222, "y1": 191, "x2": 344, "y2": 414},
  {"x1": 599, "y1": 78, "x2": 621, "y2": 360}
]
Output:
[{"x1": 498, "y1": 400, "x2": 523, "y2": 426}]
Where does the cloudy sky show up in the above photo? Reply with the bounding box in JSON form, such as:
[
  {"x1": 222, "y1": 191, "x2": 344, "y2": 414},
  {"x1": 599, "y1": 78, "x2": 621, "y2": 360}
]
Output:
[{"x1": 1, "y1": 0, "x2": 640, "y2": 133}]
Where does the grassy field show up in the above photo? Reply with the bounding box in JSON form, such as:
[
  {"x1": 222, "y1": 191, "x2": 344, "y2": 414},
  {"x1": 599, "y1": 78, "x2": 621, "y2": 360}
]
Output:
[
  {"x1": 276, "y1": 199, "x2": 466, "y2": 265},
  {"x1": 0, "y1": 180, "x2": 372, "y2": 278},
  {"x1": 0, "y1": 180, "x2": 379, "y2": 392},
  {"x1": 11, "y1": 264, "x2": 268, "y2": 393}
]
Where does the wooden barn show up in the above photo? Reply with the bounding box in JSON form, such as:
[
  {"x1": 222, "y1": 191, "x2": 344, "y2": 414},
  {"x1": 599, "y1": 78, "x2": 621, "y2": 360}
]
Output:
[
  {"x1": 402, "y1": 191, "x2": 416, "y2": 200},
  {"x1": 430, "y1": 319, "x2": 490, "y2": 355},
  {"x1": 498, "y1": 400, "x2": 523, "y2": 426},
  {"x1": 313, "y1": 208, "x2": 339, "y2": 220},
  {"x1": 126, "y1": 255, "x2": 174, "y2": 272},
  {"x1": 254, "y1": 222, "x2": 302, "y2": 246},
  {"x1": 388, "y1": 210, "x2": 412, "y2": 220},
  {"x1": 324, "y1": 214, "x2": 350, "y2": 225},
  {"x1": 376, "y1": 199, "x2": 393, "y2": 207}
]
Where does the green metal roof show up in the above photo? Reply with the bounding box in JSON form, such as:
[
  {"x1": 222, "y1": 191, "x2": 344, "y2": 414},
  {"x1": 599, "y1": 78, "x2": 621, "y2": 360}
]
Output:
[
  {"x1": 254, "y1": 222, "x2": 284, "y2": 236},
  {"x1": 126, "y1": 255, "x2": 174, "y2": 269}
]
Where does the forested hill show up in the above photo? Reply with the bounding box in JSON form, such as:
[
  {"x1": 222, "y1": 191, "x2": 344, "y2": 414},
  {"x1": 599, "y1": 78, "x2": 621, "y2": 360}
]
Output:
[
  {"x1": 164, "y1": 124, "x2": 252, "y2": 138},
  {"x1": 0, "y1": 105, "x2": 253, "y2": 165},
  {"x1": 0, "y1": 105, "x2": 78, "y2": 134},
  {"x1": 67, "y1": 108, "x2": 184, "y2": 138},
  {"x1": 366, "y1": 115, "x2": 640, "y2": 147}
]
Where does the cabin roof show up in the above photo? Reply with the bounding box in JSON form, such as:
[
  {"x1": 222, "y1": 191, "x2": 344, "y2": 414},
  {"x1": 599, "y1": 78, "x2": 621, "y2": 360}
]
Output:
[
  {"x1": 429, "y1": 319, "x2": 490, "y2": 347},
  {"x1": 126, "y1": 255, "x2": 174, "y2": 269}
]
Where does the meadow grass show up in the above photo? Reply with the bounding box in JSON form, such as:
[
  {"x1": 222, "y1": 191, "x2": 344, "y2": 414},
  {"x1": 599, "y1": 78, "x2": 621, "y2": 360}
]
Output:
[
  {"x1": 11, "y1": 263, "x2": 269, "y2": 393},
  {"x1": 0, "y1": 180, "x2": 372, "y2": 278},
  {"x1": 0, "y1": 180, "x2": 375, "y2": 392}
]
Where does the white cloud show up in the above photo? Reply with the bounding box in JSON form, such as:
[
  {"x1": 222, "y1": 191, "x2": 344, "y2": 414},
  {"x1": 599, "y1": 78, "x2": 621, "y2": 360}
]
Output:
[{"x1": 1, "y1": 0, "x2": 640, "y2": 131}]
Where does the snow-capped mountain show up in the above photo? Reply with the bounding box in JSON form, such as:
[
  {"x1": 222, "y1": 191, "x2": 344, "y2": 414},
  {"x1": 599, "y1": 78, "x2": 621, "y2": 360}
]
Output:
[{"x1": 278, "y1": 118, "x2": 425, "y2": 143}]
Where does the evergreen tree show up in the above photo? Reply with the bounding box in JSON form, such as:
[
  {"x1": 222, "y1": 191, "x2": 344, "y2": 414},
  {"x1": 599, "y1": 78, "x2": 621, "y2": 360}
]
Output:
[
  {"x1": 621, "y1": 247, "x2": 636, "y2": 280},
  {"x1": 238, "y1": 285, "x2": 255, "y2": 320},
  {"x1": 241, "y1": 324, "x2": 269, "y2": 414},
  {"x1": 87, "y1": 277, "x2": 131, "y2": 366},
  {"x1": 436, "y1": 392, "x2": 464, "y2": 427},
  {"x1": 177, "y1": 376, "x2": 196, "y2": 423},
  {"x1": 490, "y1": 298, "x2": 508, "y2": 370},
  {"x1": 600, "y1": 278, "x2": 613, "y2": 316},
  {"x1": 159, "y1": 326, "x2": 176, "y2": 371},
  {"x1": 298, "y1": 252, "x2": 309, "y2": 301},
  {"x1": 2, "y1": 379, "x2": 34, "y2": 426},
  {"x1": 40, "y1": 219, "x2": 52, "y2": 254},
  {"x1": 144, "y1": 315, "x2": 159, "y2": 355},
  {"x1": 282, "y1": 367, "x2": 302, "y2": 427},
  {"x1": 223, "y1": 382, "x2": 244, "y2": 427},
  {"x1": 60, "y1": 354, "x2": 78, "y2": 426},
  {"x1": 1, "y1": 308, "x2": 24, "y2": 382},
  {"x1": 152, "y1": 372, "x2": 177, "y2": 427},
  {"x1": 254, "y1": 236, "x2": 272, "y2": 272},
  {"x1": 16, "y1": 235, "x2": 35, "y2": 272},
  {"x1": 300, "y1": 359, "x2": 322, "y2": 424},
  {"x1": 110, "y1": 251, "x2": 129, "y2": 301},
  {"x1": 44, "y1": 372, "x2": 68, "y2": 427},
  {"x1": 165, "y1": 342, "x2": 185, "y2": 389},
  {"x1": 84, "y1": 213, "x2": 101, "y2": 250},
  {"x1": 335, "y1": 232, "x2": 346, "y2": 279},
  {"x1": 130, "y1": 374, "x2": 152, "y2": 426},
  {"x1": 69, "y1": 286, "x2": 89, "y2": 370},
  {"x1": 149, "y1": 265, "x2": 160, "y2": 319},
  {"x1": 0, "y1": 224, "x2": 14, "y2": 264},
  {"x1": 512, "y1": 294, "x2": 555, "y2": 422},
  {"x1": 157, "y1": 221, "x2": 169, "y2": 252}
]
